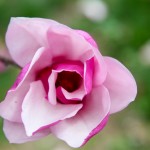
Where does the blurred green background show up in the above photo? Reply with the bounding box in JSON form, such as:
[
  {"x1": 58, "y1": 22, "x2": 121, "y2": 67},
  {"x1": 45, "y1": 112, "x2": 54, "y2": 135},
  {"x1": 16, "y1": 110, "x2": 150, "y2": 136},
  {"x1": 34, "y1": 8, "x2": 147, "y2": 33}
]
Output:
[{"x1": 0, "y1": 0, "x2": 150, "y2": 150}]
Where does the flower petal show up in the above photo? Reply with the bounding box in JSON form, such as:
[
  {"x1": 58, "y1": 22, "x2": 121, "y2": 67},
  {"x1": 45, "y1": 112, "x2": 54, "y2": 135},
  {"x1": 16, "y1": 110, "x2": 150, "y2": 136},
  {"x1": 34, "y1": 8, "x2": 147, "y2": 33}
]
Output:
[
  {"x1": 48, "y1": 70, "x2": 57, "y2": 105},
  {"x1": 56, "y1": 86, "x2": 85, "y2": 104},
  {"x1": 0, "y1": 47, "x2": 52, "y2": 122},
  {"x1": 93, "y1": 51, "x2": 107, "y2": 85},
  {"x1": 103, "y1": 57, "x2": 137, "y2": 113},
  {"x1": 82, "y1": 114, "x2": 109, "y2": 146},
  {"x1": 57, "y1": 85, "x2": 85, "y2": 100},
  {"x1": 50, "y1": 86, "x2": 110, "y2": 148},
  {"x1": 75, "y1": 30, "x2": 98, "y2": 48},
  {"x1": 11, "y1": 63, "x2": 30, "y2": 90},
  {"x1": 75, "y1": 30, "x2": 107, "y2": 85},
  {"x1": 53, "y1": 61, "x2": 84, "y2": 77},
  {"x1": 47, "y1": 26, "x2": 94, "y2": 62},
  {"x1": 84, "y1": 57, "x2": 94, "y2": 94},
  {"x1": 3, "y1": 120, "x2": 50, "y2": 143},
  {"x1": 6, "y1": 17, "x2": 64, "y2": 67},
  {"x1": 22, "y1": 80, "x2": 83, "y2": 136},
  {"x1": 0, "y1": 61, "x2": 31, "y2": 122}
]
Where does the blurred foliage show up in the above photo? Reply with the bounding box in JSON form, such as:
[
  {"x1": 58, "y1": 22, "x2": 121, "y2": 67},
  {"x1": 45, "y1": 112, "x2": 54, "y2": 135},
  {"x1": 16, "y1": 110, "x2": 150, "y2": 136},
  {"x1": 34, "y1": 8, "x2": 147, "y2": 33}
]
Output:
[{"x1": 0, "y1": 0, "x2": 150, "y2": 149}]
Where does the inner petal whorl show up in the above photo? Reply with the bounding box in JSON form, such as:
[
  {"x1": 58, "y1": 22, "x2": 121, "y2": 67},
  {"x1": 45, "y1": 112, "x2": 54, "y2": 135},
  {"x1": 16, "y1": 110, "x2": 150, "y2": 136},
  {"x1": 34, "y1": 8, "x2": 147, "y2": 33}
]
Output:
[{"x1": 55, "y1": 71, "x2": 82, "y2": 92}]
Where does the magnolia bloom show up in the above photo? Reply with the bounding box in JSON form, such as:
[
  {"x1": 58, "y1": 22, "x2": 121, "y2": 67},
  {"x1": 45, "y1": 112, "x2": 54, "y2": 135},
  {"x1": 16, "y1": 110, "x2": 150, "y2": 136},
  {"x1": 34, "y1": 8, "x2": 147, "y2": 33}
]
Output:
[{"x1": 0, "y1": 18, "x2": 137, "y2": 148}]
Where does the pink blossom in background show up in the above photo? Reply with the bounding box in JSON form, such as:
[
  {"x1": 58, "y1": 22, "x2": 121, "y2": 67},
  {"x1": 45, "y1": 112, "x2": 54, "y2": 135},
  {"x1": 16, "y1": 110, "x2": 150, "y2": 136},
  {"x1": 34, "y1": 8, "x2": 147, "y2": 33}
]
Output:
[{"x1": 0, "y1": 18, "x2": 137, "y2": 148}]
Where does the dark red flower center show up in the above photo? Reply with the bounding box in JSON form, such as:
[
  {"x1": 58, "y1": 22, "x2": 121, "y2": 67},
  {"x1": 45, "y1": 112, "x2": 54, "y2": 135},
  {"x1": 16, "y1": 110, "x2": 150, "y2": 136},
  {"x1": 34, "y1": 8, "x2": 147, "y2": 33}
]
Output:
[
  {"x1": 36, "y1": 66, "x2": 82, "y2": 94},
  {"x1": 55, "y1": 71, "x2": 82, "y2": 92}
]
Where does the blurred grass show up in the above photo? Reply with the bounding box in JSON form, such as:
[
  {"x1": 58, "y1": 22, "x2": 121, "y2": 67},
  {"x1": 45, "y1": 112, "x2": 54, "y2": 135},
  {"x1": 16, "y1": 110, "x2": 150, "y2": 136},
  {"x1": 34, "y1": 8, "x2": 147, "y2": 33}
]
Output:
[{"x1": 0, "y1": 0, "x2": 150, "y2": 149}]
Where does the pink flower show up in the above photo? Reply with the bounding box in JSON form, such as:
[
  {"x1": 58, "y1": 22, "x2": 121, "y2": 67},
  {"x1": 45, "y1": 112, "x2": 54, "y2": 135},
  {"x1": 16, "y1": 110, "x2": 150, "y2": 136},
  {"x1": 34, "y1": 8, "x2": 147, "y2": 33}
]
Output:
[{"x1": 0, "y1": 18, "x2": 137, "y2": 148}]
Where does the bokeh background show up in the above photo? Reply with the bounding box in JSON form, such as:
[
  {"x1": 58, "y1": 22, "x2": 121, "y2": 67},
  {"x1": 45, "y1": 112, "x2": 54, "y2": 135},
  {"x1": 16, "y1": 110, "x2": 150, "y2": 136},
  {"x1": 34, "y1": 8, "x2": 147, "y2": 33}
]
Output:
[{"x1": 0, "y1": 0, "x2": 150, "y2": 150}]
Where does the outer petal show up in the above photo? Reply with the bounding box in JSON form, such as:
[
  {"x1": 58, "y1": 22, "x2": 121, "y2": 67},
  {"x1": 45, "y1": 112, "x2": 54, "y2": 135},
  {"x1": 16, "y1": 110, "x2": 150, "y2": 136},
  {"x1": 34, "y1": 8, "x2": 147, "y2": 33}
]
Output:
[
  {"x1": 0, "y1": 62, "x2": 30, "y2": 122},
  {"x1": 0, "y1": 47, "x2": 52, "y2": 122},
  {"x1": 50, "y1": 86, "x2": 110, "y2": 148},
  {"x1": 3, "y1": 120, "x2": 50, "y2": 143},
  {"x1": 82, "y1": 114, "x2": 109, "y2": 146},
  {"x1": 22, "y1": 81, "x2": 83, "y2": 136},
  {"x1": 75, "y1": 30, "x2": 107, "y2": 85},
  {"x1": 93, "y1": 49, "x2": 107, "y2": 85},
  {"x1": 103, "y1": 57, "x2": 137, "y2": 114},
  {"x1": 6, "y1": 17, "x2": 66, "y2": 67},
  {"x1": 47, "y1": 26, "x2": 94, "y2": 63},
  {"x1": 75, "y1": 30, "x2": 98, "y2": 48},
  {"x1": 11, "y1": 63, "x2": 30, "y2": 90}
]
